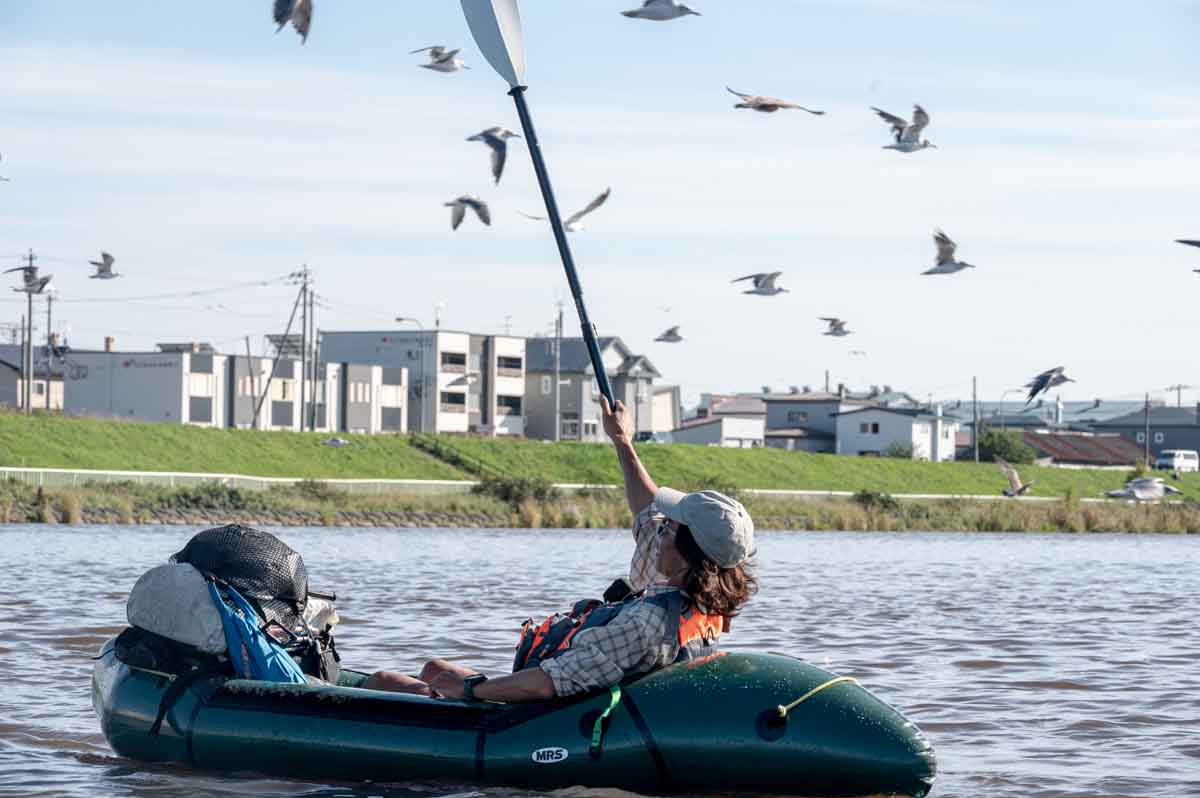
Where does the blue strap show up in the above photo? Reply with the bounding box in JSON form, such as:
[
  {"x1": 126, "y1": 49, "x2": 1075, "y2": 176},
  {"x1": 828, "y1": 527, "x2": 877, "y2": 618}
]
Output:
[{"x1": 208, "y1": 582, "x2": 307, "y2": 684}]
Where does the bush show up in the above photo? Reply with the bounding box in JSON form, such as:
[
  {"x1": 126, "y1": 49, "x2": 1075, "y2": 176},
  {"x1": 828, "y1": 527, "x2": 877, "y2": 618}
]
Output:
[
  {"x1": 978, "y1": 428, "x2": 1036, "y2": 464},
  {"x1": 472, "y1": 474, "x2": 560, "y2": 505},
  {"x1": 884, "y1": 441, "x2": 914, "y2": 459},
  {"x1": 159, "y1": 481, "x2": 267, "y2": 512},
  {"x1": 853, "y1": 489, "x2": 900, "y2": 512},
  {"x1": 681, "y1": 473, "x2": 742, "y2": 501}
]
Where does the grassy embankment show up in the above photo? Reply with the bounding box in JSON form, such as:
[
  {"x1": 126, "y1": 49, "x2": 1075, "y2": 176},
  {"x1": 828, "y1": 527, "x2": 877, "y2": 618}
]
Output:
[{"x1": 1, "y1": 412, "x2": 1198, "y2": 532}]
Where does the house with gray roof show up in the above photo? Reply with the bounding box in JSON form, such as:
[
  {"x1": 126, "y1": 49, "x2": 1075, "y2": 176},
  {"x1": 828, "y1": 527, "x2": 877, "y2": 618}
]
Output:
[
  {"x1": 524, "y1": 336, "x2": 660, "y2": 442},
  {"x1": 1089, "y1": 405, "x2": 1200, "y2": 459}
]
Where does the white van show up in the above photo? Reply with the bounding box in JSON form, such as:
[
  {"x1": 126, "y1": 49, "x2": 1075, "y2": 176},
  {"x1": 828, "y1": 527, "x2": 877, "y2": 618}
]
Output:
[{"x1": 1154, "y1": 449, "x2": 1200, "y2": 472}]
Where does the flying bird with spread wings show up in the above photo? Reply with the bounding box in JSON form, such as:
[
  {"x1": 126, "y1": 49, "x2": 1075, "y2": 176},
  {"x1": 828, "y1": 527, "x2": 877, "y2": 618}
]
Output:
[
  {"x1": 820, "y1": 317, "x2": 852, "y2": 337},
  {"x1": 4, "y1": 264, "x2": 52, "y2": 294},
  {"x1": 995, "y1": 457, "x2": 1034, "y2": 497},
  {"x1": 445, "y1": 196, "x2": 491, "y2": 231},
  {"x1": 655, "y1": 326, "x2": 683, "y2": 343},
  {"x1": 1024, "y1": 366, "x2": 1074, "y2": 405},
  {"x1": 726, "y1": 87, "x2": 824, "y2": 115},
  {"x1": 871, "y1": 104, "x2": 936, "y2": 152},
  {"x1": 411, "y1": 46, "x2": 469, "y2": 73},
  {"x1": 466, "y1": 128, "x2": 520, "y2": 185},
  {"x1": 621, "y1": 0, "x2": 702, "y2": 20},
  {"x1": 731, "y1": 272, "x2": 788, "y2": 295},
  {"x1": 1106, "y1": 477, "x2": 1182, "y2": 502},
  {"x1": 89, "y1": 251, "x2": 120, "y2": 279},
  {"x1": 519, "y1": 188, "x2": 611, "y2": 232},
  {"x1": 272, "y1": 0, "x2": 312, "y2": 43},
  {"x1": 922, "y1": 230, "x2": 976, "y2": 275}
]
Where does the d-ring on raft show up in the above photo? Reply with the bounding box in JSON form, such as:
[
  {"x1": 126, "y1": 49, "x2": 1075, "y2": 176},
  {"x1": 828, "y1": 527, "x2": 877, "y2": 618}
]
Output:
[{"x1": 93, "y1": 642, "x2": 937, "y2": 796}]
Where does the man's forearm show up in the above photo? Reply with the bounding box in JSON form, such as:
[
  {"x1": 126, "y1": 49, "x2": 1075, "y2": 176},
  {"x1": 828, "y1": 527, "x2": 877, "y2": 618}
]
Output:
[
  {"x1": 613, "y1": 439, "x2": 657, "y2": 516},
  {"x1": 474, "y1": 667, "x2": 556, "y2": 702}
]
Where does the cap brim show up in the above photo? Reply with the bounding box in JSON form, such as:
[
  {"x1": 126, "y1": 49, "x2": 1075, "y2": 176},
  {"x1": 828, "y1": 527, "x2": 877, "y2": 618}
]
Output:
[{"x1": 653, "y1": 486, "x2": 688, "y2": 522}]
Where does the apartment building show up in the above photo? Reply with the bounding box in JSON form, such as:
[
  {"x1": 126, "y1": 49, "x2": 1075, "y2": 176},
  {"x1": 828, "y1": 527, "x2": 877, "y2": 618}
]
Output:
[{"x1": 320, "y1": 329, "x2": 524, "y2": 435}]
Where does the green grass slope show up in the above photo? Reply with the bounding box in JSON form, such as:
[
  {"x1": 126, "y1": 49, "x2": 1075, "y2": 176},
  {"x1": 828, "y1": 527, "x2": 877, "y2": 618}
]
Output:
[
  {"x1": 437, "y1": 436, "x2": 1200, "y2": 500},
  {"x1": 0, "y1": 413, "x2": 466, "y2": 479}
]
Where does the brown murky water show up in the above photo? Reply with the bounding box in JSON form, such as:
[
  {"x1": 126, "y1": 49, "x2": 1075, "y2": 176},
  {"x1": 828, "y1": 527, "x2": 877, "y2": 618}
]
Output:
[{"x1": 0, "y1": 525, "x2": 1196, "y2": 798}]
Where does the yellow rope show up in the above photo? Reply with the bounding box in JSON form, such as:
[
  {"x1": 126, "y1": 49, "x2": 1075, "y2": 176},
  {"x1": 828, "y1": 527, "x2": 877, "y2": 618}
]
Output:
[{"x1": 775, "y1": 676, "x2": 859, "y2": 718}]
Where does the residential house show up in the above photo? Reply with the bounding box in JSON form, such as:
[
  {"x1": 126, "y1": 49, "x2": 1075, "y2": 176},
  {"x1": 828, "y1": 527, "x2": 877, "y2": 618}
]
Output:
[
  {"x1": 651, "y1": 385, "x2": 682, "y2": 434},
  {"x1": 1089, "y1": 405, "x2": 1200, "y2": 460},
  {"x1": 671, "y1": 415, "x2": 764, "y2": 448},
  {"x1": 0, "y1": 343, "x2": 64, "y2": 410},
  {"x1": 524, "y1": 337, "x2": 660, "y2": 442},
  {"x1": 762, "y1": 389, "x2": 870, "y2": 453},
  {"x1": 835, "y1": 406, "x2": 959, "y2": 461},
  {"x1": 320, "y1": 329, "x2": 524, "y2": 435}
]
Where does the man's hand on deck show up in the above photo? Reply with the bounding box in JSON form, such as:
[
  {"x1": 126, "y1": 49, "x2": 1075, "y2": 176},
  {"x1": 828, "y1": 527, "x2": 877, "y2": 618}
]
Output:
[{"x1": 601, "y1": 396, "x2": 634, "y2": 445}]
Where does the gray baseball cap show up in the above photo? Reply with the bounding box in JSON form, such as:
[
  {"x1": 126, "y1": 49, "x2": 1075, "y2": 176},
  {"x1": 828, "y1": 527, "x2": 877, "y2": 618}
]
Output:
[{"x1": 653, "y1": 487, "x2": 755, "y2": 568}]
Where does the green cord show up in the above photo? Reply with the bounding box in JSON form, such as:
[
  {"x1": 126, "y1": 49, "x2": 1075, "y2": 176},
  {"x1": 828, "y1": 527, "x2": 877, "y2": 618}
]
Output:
[{"x1": 589, "y1": 684, "x2": 623, "y2": 757}]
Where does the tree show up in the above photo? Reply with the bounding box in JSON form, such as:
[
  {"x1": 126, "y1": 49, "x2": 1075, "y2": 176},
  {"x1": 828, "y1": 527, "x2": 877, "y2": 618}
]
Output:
[{"x1": 978, "y1": 427, "x2": 1036, "y2": 464}]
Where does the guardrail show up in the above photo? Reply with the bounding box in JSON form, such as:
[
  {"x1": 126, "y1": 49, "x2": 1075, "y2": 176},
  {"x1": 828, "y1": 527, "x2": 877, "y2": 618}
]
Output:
[{"x1": 0, "y1": 466, "x2": 1113, "y2": 502}]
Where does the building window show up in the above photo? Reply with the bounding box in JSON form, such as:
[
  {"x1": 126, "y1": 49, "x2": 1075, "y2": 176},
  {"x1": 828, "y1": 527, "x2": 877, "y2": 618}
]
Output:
[
  {"x1": 1153, "y1": 432, "x2": 1164, "y2": 444},
  {"x1": 583, "y1": 420, "x2": 598, "y2": 438},
  {"x1": 562, "y1": 420, "x2": 579, "y2": 439},
  {"x1": 541, "y1": 375, "x2": 552, "y2": 395},
  {"x1": 440, "y1": 352, "x2": 467, "y2": 373},
  {"x1": 1136, "y1": 432, "x2": 1146, "y2": 443},
  {"x1": 787, "y1": 411, "x2": 808, "y2": 424},
  {"x1": 859, "y1": 422, "x2": 868, "y2": 433},
  {"x1": 33, "y1": 382, "x2": 45, "y2": 396},
  {"x1": 407, "y1": 349, "x2": 419, "y2": 360},
  {"x1": 440, "y1": 391, "x2": 466, "y2": 413},
  {"x1": 497, "y1": 395, "x2": 522, "y2": 414},
  {"x1": 497, "y1": 355, "x2": 523, "y2": 378},
  {"x1": 872, "y1": 423, "x2": 880, "y2": 434}
]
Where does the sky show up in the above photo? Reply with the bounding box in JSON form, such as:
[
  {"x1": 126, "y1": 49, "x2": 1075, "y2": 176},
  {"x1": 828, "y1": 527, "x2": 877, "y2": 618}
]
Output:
[{"x1": 2, "y1": 1, "x2": 1200, "y2": 410}]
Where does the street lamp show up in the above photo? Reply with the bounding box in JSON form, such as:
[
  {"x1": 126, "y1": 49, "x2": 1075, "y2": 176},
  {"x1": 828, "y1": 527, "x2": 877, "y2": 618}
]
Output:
[
  {"x1": 395, "y1": 316, "x2": 428, "y2": 432},
  {"x1": 997, "y1": 389, "x2": 1020, "y2": 432}
]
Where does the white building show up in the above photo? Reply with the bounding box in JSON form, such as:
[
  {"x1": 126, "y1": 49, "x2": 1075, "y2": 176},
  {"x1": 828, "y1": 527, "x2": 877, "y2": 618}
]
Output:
[
  {"x1": 671, "y1": 416, "x2": 765, "y2": 448},
  {"x1": 834, "y1": 406, "x2": 959, "y2": 461},
  {"x1": 320, "y1": 329, "x2": 525, "y2": 436}
]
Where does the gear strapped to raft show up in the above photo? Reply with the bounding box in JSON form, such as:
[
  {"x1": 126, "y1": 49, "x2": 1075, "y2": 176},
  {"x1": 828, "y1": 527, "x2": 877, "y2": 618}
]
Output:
[{"x1": 512, "y1": 589, "x2": 723, "y2": 672}]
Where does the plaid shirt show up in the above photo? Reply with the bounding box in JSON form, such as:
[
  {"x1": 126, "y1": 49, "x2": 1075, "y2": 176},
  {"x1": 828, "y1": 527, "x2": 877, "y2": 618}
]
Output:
[{"x1": 540, "y1": 503, "x2": 678, "y2": 697}]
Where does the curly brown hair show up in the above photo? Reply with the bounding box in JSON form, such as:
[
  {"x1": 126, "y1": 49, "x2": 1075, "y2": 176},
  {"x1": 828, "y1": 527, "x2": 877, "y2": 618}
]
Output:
[{"x1": 675, "y1": 524, "x2": 758, "y2": 618}]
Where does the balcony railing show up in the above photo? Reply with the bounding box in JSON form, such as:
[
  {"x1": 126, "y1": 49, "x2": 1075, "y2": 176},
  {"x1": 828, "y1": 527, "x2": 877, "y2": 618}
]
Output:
[
  {"x1": 496, "y1": 367, "x2": 523, "y2": 379},
  {"x1": 440, "y1": 363, "x2": 467, "y2": 374},
  {"x1": 440, "y1": 402, "x2": 466, "y2": 414}
]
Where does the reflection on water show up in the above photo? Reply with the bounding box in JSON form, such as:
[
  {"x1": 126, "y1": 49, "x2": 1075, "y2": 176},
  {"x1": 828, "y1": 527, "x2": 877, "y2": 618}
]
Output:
[{"x1": 0, "y1": 525, "x2": 1196, "y2": 798}]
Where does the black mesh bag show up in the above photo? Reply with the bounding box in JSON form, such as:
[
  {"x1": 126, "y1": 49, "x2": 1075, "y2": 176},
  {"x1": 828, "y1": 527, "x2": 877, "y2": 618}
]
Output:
[{"x1": 171, "y1": 524, "x2": 308, "y2": 632}]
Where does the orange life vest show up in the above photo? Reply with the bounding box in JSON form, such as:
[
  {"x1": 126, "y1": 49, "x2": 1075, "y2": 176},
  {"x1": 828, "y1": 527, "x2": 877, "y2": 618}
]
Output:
[{"x1": 512, "y1": 590, "x2": 723, "y2": 672}]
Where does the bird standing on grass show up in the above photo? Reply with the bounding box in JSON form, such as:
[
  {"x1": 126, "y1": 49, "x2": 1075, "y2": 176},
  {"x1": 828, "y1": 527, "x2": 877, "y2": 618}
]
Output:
[
  {"x1": 273, "y1": 0, "x2": 312, "y2": 43},
  {"x1": 996, "y1": 457, "x2": 1034, "y2": 497},
  {"x1": 466, "y1": 128, "x2": 520, "y2": 185},
  {"x1": 727, "y1": 87, "x2": 824, "y2": 115},
  {"x1": 621, "y1": 0, "x2": 702, "y2": 20},
  {"x1": 872, "y1": 104, "x2": 936, "y2": 152},
  {"x1": 445, "y1": 196, "x2": 491, "y2": 231},
  {"x1": 922, "y1": 230, "x2": 976, "y2": 275}
]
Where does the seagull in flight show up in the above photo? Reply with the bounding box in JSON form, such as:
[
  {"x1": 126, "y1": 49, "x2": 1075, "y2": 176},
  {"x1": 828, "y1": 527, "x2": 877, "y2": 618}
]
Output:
[
  {"x1": 820, "y1": 317, "x2": 852, "y2": 337},
  {"x1": 466, "y1": 128, "x2": 520, "y2": 185},
  {"x1": 272, "y1": 0, "x2": 312, "y2": 43},
  {"x1": 445, "y1": 196, "x2": 491, "y2": 231},
  {"x1": 655, "y1": 325, "x2": 683, "y2": 343},
  {"x1": 1106, "y1": 477, "x2": 1182, "y2": 502},
  {"x1": 1024, "y1": 366, "x2": 1073, "y2": 405},
  {"x1": 1176, "y1": 240, "x2": 1200, "y2": 272},
  {"x1": 850, "y1": 349, "x2": 867, "y2": 357},
  {"x1": 995, "y1": 457, "x2": 1034, "y2": 497},
  {"x1": 621, "y1": 0, "x2": 702, "y2": 20},
  {"x1": 923, "y1": 230, "x2": 976, "y2": 275},
  {"x1": 412, "y1": 46, "x2": 469, "y2": 73},
  {"x1": 519, "y1": 188, "x2": 611, "y2": 232},
  {"x1": 4, "y1": 265, "x2": 52, "y2": 294},
  {"x1": 731, "y1": 271, "x2": 788, "y2": 295},
  {"x1": 726, "y1": 87, "x2": 824, "y2": 115},
  {"x1": 872, "y1": 104, "x2": 936, "y2": 152},
  {"x1": 88, "y1": 251, "x2": 120, "y2": 279}
]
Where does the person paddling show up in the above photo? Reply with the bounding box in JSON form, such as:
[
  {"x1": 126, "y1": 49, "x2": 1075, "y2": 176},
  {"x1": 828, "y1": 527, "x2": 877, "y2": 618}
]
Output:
[{"x1": 362, "y1": 397, "x2": 758, "y2": 702}]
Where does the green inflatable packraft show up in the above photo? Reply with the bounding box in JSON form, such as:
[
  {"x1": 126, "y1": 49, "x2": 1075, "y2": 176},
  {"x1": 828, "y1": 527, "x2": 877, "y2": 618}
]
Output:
[{"x1": 93, "y1": 639, "x2": 936, "y2": 796}]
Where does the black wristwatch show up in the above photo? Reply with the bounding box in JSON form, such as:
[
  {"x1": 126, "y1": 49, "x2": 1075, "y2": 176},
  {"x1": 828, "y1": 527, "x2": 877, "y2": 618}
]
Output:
[{"x1": 462, "y1": 674, "x2": 488, "y2": 701}]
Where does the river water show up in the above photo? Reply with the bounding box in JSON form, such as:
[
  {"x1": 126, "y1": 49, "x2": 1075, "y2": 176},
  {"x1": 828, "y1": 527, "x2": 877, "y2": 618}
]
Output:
[{"x1": 0, "y1": 525, "x2": 1195, "y2": 798}]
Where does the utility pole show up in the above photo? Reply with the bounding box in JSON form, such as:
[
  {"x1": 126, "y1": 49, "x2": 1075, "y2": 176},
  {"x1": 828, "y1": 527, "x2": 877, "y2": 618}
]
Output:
[
  {"x1": 44, "y1": 289, "x2": 53, "y2": 410},
  {"x1": 308, "y1": 288, "x2": 318, "y2": 431},
  {"x1": 1165, "y1": 383, "x2": 1193, "y2": 408},
  {"x1": 972, "y1": 376, "x2": 980, "y2": 462},
  {"x1": 22, "y1": 249, "x2": 36, "y2": 414},
  {"x1": 299, "y1": 266, "x2": 309, "y2": 433},
  {"x1": 245, "y1": 336, "x2": 259, "y2": 430},
  {"x1": 554, "y1": 301, "x2": 562, "y2": 442},
  {"x1": 1143, "y1": 392, "x2": 1151, "y2": 464}
]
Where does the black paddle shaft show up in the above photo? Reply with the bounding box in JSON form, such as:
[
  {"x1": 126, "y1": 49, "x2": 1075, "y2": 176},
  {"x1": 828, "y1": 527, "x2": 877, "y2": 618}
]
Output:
[{"x1": 508, "y1": 85, "x2": 615, "y2": 408}]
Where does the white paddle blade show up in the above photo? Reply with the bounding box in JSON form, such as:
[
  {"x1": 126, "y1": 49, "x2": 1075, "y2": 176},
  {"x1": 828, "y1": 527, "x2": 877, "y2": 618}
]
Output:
[{"x1": 461, "y1": 0, "x2": 526, "y2": 88}]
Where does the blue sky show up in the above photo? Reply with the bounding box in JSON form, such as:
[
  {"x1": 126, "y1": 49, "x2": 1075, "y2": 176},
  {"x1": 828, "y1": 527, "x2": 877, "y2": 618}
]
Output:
[{"x1": 2, "y1": 1, "x2": 1199, "y2": 408}]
